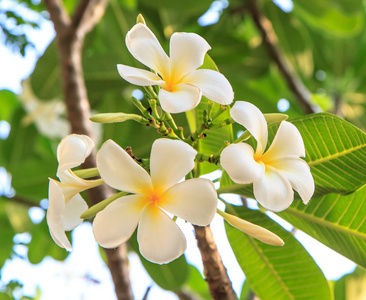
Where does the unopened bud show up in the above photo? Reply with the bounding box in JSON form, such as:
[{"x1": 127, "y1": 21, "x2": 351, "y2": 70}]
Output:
[
  {"x1": 217, "y1": 209, "x2": 284, "y2": 246},
  {"x1": 90, "y1": 113, "x2": 149, "y2": 125}
]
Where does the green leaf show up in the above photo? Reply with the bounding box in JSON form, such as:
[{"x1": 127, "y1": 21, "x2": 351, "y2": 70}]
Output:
[
  {"x1": 0, "y1": 90, "x2": 21, "y2": 121},
  {"x1": 333, "y1": 268, "x2": 366, "y2": 300},
  {"x1": 182, "y1": 265, "x2": 211, "y2": 299},
  {"x1": 278, "y1": 185, "x2": 366, "y2": 268},
  {"x1": 225, "y1": 205, "x2": 332, "y2": 300},
  {"x1": 139, "y1": 0, "x2": 212, "y2": 15},
  {"x1": 293, "y1": 0, "x2": 364, "y2": 37},
  {"x1": 0, "y1": 108, "x2": 57, "y2": 203},
  {"x1": 129, "y1": 232, "x2": 189, "y2": 291},
  {"x1": 290, "y1": 113, "x2": 366, "y2": 195},
  {"x1": 219, "y1": 113, "x2": 366, "y2": 197},
  {"x1": 0, "y1": 202, "x2": 15, "y2": 270}
]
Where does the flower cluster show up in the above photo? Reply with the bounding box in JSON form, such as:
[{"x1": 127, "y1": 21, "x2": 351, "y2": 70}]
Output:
[{"x1": 46, "y1": 18, "x2": 314, "y2": 264}]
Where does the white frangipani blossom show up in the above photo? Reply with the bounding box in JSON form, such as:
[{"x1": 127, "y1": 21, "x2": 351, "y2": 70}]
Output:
[
  {"x1": 47, "y1": 134, "x2": 102, "y2": 251},
  {"x1": 220, "y1": 101, "x2": 314, "y2": 212},
  {"x1": 93, "y1": 138, "x2": 218, "y2": 264},
  {"x1": 117, "y1": 23, "x2": 234, "y2": 113}
]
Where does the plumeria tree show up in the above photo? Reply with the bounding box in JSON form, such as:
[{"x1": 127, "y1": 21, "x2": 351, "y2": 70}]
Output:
[{"x1": 1, "y1": 0, "x2": 366, "y2": 299}]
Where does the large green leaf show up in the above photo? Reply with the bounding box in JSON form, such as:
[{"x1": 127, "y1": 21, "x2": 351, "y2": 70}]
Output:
[
  {"x1": 291, "y1": 113, "x2": 366, "y2": 195},
  {"x1": 293, "y1": 0, "x2": 364, "y2": 37},
  {"x1": 0, "y1": 108, "x2": 57, "y2": 203},
  {"x1": 182, "y1": 265, "x2": 211, "y2": 299},
  {"x1": 129, "y1": 232, "x2": 189, "y2": 291},
  {"x1": 279, "y1": 185, "x2": 366, "y2": 268},
  {"x1": 225, "y1": 205, "x2": 332, "y2": 300},
  {"x1": 333, "y1": 268, "x2": 366, "y2": 300},
  {"x1": 0, "y1": 202, "x2": 15, "y2": 270},
  {"x1": 0, "y1": 90, "x2": 21, "y2": 121},
  {"x1": 219, "y1": 113, "x2": 366, "y2": 197}
]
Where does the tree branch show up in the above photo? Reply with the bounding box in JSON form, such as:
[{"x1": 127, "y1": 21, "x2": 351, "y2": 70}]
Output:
[
  {"x1": 194, "y1": 225, "x2": 237, "y2": 300},
  {"x1": 43, "y1": 0, "x2": 134, "y2": 299},
  {"x1": 244, "y1": 0, "x2": 317, "y2": 114},
  {"x1": 43, "y1": 0, "x2": 70, "y2": 33},
  {"x1": 71, "y1": 0, "x2": 109, "y2": 35}
]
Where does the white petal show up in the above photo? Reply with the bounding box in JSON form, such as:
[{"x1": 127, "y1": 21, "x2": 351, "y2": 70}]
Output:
[
  {"x1": 126, "y1": 23, "x2": 169, "y2": 77},
  {"x1": 93, "y1": 195, "x2": 146, "y2": 248},
  {"x1": 270, "y1": 157, "x2": 314, "y2": 204},
  {"x1": 117, "y1": 64, "x2": 165, "y2": 87},
  {"x1": 57, "y1": 134, "x2": 94, "y2": 174},
  {"x1": 63, "y1": 194, "x2": 88, "y2": 231},
  {"x1": 57, "y1": 170, "x2": 102, "y2": 201},
  {"x1": 170, "y1": 32, "x2": 210, "y2": 78},
  {"x1": 159, "y1": 83, "x2": 201, "y2": 113},
  {"x1": 47, "y1": 179, "x2": 71, "y2": 251},
  {"x1": 220, "y1": 143, "x2": 265, "y2": 184},
  {"x1": 150, "y1": 139, "x2": 197, "y2": 191},
  {"x1": 262, "y1": 121, "x2": 305, "y2": 161},
  {"x1": 230, "y1": 101, "x2": 268, "y2": 155},
  {"x1": 160, "y1": 178, "x2": 217, "y2": 226},
  {"x1": 138, "y1": 204, "x2": 186, "y2": 264},
  {"x1": 253, "y1": 166, "x2": 294, "y2": 212},
  {"x1": 218, "y1": 210, "x2": 284, "y2": 246},
  {"x1": 49, "y1": 227, "x2": 71, "y2": 251},
  {"x1": 183, "y1": 69, "x2": 233, "y2": 105},
  {"x1": 97, "y1": 140, "x2": 152, "y2": 194}
]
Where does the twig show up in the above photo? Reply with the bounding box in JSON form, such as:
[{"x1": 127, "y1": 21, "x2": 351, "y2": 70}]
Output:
[
  {"x1": 194, "y1": 225, "x2": 237, "y2": 300},
  {"x1": 43, "y1": 0, "x2": 134, "y2": 299},
  {"x1": 0, "y1": 196, "x2": 40, "y2": 208},
  {"x1": 142, "y1": 286, "x2": 151, "y2": 300},
  {"x1": 245, "y1": 0, "x2": 317, "y2": 114}
]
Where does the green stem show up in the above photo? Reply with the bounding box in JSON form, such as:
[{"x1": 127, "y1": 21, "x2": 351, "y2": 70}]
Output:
[
  {"x1": 144, "y1": 86, "x2": 159, "y2": 100},
  {"x1": 196, "y1": 152, "x2": 220, "y2": 165},
  {"x1": 73, "y1": 167, "x2": 99, "y2": 178},
  {"x1": 80, "y1": 191, "x2": 128, "y2": 219},
  {"x1": 211, "y1": 105, "x2": 228, "y2": 121},
  {"x1": 148, "y1": 99, "x2": 160, "y2": 120},
  {"x1": 163, "y1": 112, "x2": 185, "y2": 139},
  {"x1": 131, "y1": 96, "x2": 154, "y2": 120},
  {"x1": 234, "y1": 130, "x2": 251, "y2": 143}
]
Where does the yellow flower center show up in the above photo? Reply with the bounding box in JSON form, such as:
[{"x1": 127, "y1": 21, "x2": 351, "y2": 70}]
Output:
[
  {"x1": 162, "y1": 69, "x2": 183, "y2": 92},
  {"x1": 143, "y1": 187, "x2": 164, "y2": 206}
]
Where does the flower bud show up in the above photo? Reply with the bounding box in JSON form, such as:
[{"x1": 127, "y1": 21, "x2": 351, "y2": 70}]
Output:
[
  {"x1": 90, "y1": 113, "x2": 149, "y2": 125},
  {"x1": 217, "y1": 209, "x2": 284, "y2": 246}
]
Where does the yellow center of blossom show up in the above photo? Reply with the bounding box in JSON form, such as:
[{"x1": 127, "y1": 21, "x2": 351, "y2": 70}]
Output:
[
  {"x1": 162, "y1": 69, "x2": 183, "y2": 92},
  {"x1": 145, "y1": 188, "x2": 164, "y2": 206}
]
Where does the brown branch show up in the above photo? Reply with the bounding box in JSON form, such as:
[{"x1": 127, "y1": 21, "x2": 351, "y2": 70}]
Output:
[
  {"x1": 244, "y1": 0, "x2": 317, "y2": 114},
  {"x1": 194, "y1": 226, "x2": 237, "y2": 300},
  {"x1": 43, "y1": 0, "x2": 134, "y2": 299},
  {"x1": 105, "y1": 246, "x2": 134, "y2": 300},
  {"x1": 1, "y1": 196, "x2": 40, "y2": 208},
  {"x1": 71, "y1": 0, "x2": 109, "y2": 35}
]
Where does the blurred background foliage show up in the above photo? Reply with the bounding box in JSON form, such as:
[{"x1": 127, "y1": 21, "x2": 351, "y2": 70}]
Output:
[{"x1": 1, "y1": 0, "x2": 366, "y2": 299}]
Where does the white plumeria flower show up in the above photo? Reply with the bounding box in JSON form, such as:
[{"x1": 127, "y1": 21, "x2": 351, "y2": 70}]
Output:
[
  {"x1": 117, "y1": 23, "x2": 234, "y2": 113},
  {"x1": 220, "y1": 101, "x2": 314, "y2": 212},
  {"x1": 93, "y1": 138, "x2": 218, "y2": 264},
  {"x1": 47, "y1": 134, "x2": 102, "y2": 250}
]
